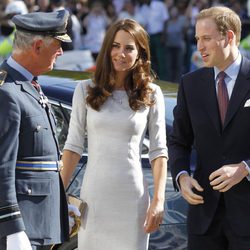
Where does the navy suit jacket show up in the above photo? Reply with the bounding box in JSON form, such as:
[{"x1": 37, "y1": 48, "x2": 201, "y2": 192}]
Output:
[
  {"x1": 0, "y1": 61, "x2": 69, "y2": 245},
  {"x1": 169, "y1": 56, "x2": 250, "y2": 236}
]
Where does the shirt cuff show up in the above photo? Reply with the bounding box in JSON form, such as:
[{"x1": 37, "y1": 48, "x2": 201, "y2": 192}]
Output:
[
  {"x1": 175, "y1": 170, "x2": 189, "y2": 190},
  {"x1": 242, "y1": 161, "x2": 250, "y2": 181}
]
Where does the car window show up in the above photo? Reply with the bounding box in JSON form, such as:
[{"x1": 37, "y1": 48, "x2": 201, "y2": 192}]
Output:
[
  {"x1": 142, "y1": 142, "x2": 149, "y2": 155},
  {"x1": 50, "y1": 103, "x2": 88, "y2": 154},
  {"x1": 50, "y1": 103, "x2": 70, "y2": 151}
]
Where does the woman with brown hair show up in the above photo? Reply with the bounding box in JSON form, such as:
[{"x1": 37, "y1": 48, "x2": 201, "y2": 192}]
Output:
[{"x1": 61, "y1": 18, "x2": 168, "y2": 250}]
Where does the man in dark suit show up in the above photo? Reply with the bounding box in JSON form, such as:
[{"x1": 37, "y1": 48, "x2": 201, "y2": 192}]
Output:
[
  {"x1": 0, "y1": 10, "x2": 72, "y2": 250},
  {"x1": 168, "y1": 6, "x2": 250, "y2": 250}
]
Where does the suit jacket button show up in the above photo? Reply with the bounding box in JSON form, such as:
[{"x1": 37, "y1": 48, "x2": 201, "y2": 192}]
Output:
[
  {"x1": 27, "y1": 188, "x2": 32, "y2": 195},
  {"x1": 36, "y1": 125, "x2": 41, "y2": 132}
]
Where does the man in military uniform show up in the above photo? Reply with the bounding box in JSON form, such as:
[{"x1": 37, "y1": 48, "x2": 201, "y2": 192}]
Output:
[{"x1": 0, "y1": 10, "x2": 71, "y2": 250}]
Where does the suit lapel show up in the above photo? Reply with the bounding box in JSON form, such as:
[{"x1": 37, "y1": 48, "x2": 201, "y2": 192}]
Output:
[
  {"x1": 1, "y1": 61, "x2": 40, "y2": 101},
  {"x1": 223, "y1": 57, "x2": 250, "y2": 129},
  {"x1": 17, "y1": 80, "x2": 41, "y2": 101}
]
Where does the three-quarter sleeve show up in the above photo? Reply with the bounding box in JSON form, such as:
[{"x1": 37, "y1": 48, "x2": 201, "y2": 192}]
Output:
[
  {"x1": 148, "y1": 84, "x2": 168, "y2": 163},
  {"x1": 63, "y1": 80, "x2": 91, "y2": 156}
]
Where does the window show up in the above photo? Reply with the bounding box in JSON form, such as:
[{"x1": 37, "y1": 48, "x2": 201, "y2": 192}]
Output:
[{"x1": 50, "y1": 103, "x2": 71, "y2": 151}]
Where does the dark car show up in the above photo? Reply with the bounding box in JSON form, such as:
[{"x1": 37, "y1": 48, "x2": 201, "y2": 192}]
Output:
[{"x1": 38, "y1": 70, "x2": 188, "y2": 250}]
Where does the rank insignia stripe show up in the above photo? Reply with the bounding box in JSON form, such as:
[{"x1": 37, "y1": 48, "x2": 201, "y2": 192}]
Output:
[{"x1": 0, "y1": 70, "x2": 7, "y2": 86}]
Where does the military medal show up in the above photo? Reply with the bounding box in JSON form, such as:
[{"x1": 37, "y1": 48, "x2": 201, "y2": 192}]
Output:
[{"x1": 38, "y1": 92, "x2": 49, "y2": 109}]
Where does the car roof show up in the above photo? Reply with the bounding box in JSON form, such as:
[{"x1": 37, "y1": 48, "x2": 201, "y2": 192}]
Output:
[
  {"x1": 38, "y1": 75, "x2": 78, "y2": 106},
  {"x1": 38, "y1": 70, "x2": 93, "y2": 105}
]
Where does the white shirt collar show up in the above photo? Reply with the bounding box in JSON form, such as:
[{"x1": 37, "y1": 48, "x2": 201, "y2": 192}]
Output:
[{"x1": 214, "y1": 52, "x2": 242, "y2": 81}]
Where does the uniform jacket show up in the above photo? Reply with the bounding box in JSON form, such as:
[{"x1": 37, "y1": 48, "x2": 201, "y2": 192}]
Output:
[
  {"x1": 0, "y1": 61, "x2": 69, "y2": 245},
  {"x1": 168, "y1": 56, "x2": 250, "y2": 236}
]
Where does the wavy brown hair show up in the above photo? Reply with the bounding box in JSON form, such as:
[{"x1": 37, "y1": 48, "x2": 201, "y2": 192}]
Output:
[{"x1": 86, "y1": 18, "x2": 155, "y2": 111}]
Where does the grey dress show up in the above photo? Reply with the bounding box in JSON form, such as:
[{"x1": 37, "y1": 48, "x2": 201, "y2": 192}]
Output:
[{"x1": 64, "y1": 80, "x2": 168, "y2": 250}]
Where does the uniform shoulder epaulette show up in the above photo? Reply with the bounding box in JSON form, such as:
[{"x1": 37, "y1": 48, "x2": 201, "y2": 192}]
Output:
[{"x1": 0, "y1": 70, "x2": 7, "y2": 86}]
